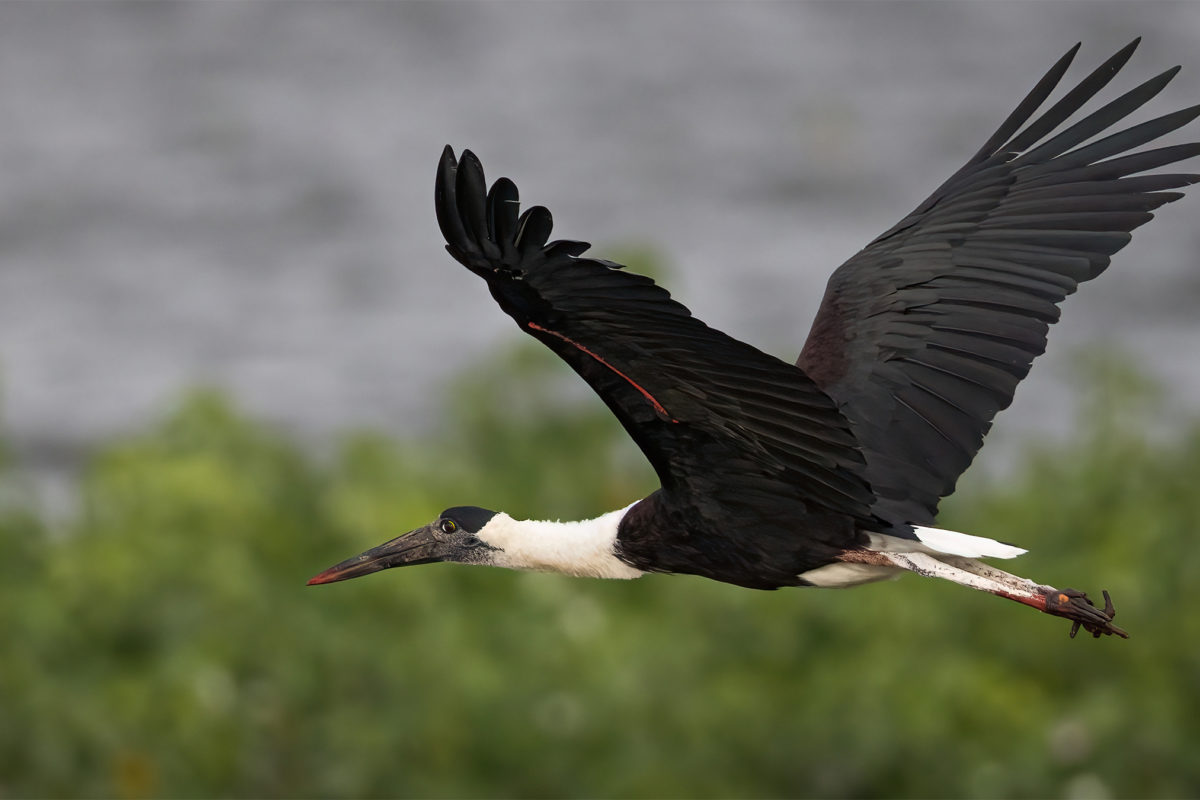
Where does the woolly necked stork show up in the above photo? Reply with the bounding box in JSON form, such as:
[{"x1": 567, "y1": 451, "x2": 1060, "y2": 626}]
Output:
[{"x1": 309, "y1": 39, "x2": 1200, "y2": 639}]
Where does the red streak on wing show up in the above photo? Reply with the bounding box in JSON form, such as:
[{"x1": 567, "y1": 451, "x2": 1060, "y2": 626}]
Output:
[{"x1": 527, "y1": 321, "x2": 678, "y2": 422}]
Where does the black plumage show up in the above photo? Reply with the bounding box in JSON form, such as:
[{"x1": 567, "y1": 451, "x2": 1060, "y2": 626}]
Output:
[
  {"x1": 315, "y1": 40, "x2": 1198, "y2": 638},
  {"x1": 438, "y1": 147, "x2": 885, "y2": 589},
  {"x1": 798, "y1": 39, "x2": 1200, "y2": 526}
]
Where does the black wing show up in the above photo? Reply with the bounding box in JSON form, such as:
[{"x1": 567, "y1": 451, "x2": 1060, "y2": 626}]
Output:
[
  {"x1": 436, "y1": 146, "x2": 878, "y2": 532},
  {"x1": 797, "y1": 39, "x2": 1200, "y2": 526}
]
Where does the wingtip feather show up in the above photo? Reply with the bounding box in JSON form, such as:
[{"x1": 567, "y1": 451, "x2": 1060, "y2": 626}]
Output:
[
  {"x1": 515, "y1": 205, "x2": 554, "y2": 257},
  {"x1": 435, "y1": 146, "x2": 596, "y2": 274},
  {"x1": 435, "y1": 145, "x2": 468, "y2": 254},
  {"x1": 487, "y1": 176, "x2": 520, "y2": 252}
]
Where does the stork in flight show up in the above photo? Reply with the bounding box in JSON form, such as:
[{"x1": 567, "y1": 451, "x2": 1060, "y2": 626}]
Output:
[{"x1": 309, "y1": 40, "x2": 1200, "y2": 639}]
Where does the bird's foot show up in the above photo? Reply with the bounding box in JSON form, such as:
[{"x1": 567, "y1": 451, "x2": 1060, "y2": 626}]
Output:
[{"x1": 1044, "y1": 588, "x2": 1128, "y2": 639}]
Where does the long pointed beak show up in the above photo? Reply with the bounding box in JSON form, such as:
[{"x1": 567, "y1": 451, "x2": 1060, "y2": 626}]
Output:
[{"x1": 307, "y1": 525, "x2": 443, "y2": 586}]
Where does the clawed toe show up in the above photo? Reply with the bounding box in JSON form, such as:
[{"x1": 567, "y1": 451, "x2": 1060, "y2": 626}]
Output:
[{"x1": 1046, "y1": 588, "x2": 1129, "y2": 639}]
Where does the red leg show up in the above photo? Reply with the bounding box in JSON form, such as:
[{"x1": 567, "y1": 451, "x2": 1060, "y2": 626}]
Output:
[{"x1": 839, "y1": 549, "x2": 1128, "y2": 639}]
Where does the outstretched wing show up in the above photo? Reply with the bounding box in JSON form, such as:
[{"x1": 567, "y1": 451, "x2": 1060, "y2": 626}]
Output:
[
  {"x1": 436, "y1": 146, "x2": 878, "y2": 530},
  {"x1": 798, "y1": 39, "x2": 1200, "y2": 526}
]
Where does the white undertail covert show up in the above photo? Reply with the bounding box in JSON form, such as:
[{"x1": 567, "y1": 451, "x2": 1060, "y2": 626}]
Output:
[{"x1": 800, "y1": 525, "x2": 1027, "y2": 588}]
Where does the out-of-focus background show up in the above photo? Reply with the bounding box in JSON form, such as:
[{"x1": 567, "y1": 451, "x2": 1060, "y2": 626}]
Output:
[{"x1": 2, "y1": 2, "x2": 1199, "y2": 797}]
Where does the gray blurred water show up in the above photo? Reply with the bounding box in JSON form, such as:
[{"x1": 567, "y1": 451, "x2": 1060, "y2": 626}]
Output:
[{"x1": 2, "y1": 2, "x2": 1199, "y2": 495}]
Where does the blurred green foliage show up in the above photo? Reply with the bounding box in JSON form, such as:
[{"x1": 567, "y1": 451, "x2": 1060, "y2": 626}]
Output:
[{"x1": 1, "y1": 344, "x2": 1199, "y2": 799}]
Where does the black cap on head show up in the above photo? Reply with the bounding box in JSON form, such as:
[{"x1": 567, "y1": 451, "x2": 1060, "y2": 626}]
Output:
[{"x1": 440, "y1": 506, "x2": 498, "y2": 533}]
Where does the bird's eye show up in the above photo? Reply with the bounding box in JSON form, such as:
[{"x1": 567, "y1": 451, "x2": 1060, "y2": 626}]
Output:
[{"x1": 439, "y1": 518, "x2": 458, "y2": 534}]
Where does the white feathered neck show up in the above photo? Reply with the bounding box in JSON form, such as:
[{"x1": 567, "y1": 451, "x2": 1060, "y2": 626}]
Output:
[{"x1": 474, "y1": 503, "x2": 644, "y2": 579}]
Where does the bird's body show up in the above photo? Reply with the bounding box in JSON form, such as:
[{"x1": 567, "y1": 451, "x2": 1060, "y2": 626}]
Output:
[{"x1": 310, "y1": 40, "x2": 1200, "y2": 639}]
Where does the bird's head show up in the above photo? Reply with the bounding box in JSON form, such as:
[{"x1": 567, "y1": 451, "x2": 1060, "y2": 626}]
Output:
[{"x1": 307, "y1": 505, "x2": 500, "y2": 585}]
